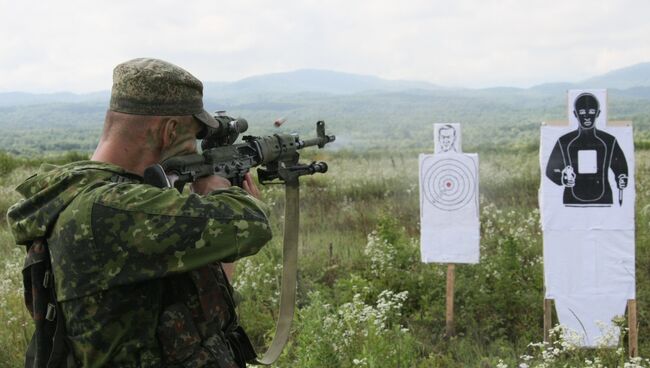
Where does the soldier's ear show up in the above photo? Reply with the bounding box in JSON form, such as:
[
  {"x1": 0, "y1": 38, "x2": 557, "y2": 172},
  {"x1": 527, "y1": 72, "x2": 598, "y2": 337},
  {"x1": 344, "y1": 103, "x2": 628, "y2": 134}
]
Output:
[
  {"x1": 160, "y1": 119, "x2": 179, "y2": 149},
  {"x1": 596, "y1": 110, "x2": 601, "y2": 118},
  {"x1": 573, "y1": 110, "x2": 578, "y2": 119}
]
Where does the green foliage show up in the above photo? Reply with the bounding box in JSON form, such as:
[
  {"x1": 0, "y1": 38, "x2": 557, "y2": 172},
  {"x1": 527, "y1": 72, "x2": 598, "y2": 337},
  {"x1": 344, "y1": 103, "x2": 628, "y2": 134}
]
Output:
[
  {"x1": 0, "y1": 150, "x2": 89, "y2": 174},
  {"x1": 291, "y1": 289, "x2": 417, "y2": 368},
  {"x1": 1, "y1": 141, "x2": 650, "y2": 367},
  {"x1": 0, "y1": 232, "x2": 33, "y2": 368},
  {"x1": 235, "y1": 150, "x2": 650, "y2": 367},
  {"x1": 458, "y1": 204, "x2": 543, "y2": 343},
  {"x1": 511, "y1": 324, "x2": 650, "y2": 368},
  {"x1": 231, "y1": 250, "x2": 282, "y2": 347},
  {"x1": 0, "y1": 151, "x2": 20, "y2": 176},
  {"x1": 0, "y1": 170, "x2": 35, "y2": 367}
]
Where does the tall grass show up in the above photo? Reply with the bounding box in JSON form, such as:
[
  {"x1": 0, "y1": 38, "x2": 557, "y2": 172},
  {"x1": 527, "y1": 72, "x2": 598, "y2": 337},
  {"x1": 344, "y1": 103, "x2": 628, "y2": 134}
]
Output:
[{"x1": 0, "y1": 149, "x2": 648, "y2": 367}]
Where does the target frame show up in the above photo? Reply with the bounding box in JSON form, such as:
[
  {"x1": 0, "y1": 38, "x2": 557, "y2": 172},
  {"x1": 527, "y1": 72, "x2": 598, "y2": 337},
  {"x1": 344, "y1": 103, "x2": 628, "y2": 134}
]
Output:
[{"x1": 421, "y1": 157, "x2": 476, "y2": 211}]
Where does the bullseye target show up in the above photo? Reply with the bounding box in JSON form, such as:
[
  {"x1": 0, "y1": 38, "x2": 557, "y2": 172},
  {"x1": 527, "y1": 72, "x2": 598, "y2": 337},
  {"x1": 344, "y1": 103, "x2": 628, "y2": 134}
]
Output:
[{"x1": 422, "y1": 157, "x2": 476, "y2": 211}]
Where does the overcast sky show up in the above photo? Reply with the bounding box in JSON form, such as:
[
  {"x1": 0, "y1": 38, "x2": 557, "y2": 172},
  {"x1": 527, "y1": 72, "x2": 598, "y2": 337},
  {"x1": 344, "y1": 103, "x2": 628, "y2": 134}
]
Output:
[{"x1": 1, "y1": 0, "x2": 649, "y2": 93}]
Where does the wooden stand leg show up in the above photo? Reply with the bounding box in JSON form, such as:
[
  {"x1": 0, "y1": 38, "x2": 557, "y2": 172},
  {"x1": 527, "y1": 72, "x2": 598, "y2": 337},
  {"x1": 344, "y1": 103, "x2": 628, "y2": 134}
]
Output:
[
  {"x1": 544, "y1": 298, "x2": 553, "y2": 342},
  {"x1": 445, "y1": 264, "x2": 455, "y2": 337},
  {"x1": 628, "y1": 299, "x2": 638, "y2": 357}
]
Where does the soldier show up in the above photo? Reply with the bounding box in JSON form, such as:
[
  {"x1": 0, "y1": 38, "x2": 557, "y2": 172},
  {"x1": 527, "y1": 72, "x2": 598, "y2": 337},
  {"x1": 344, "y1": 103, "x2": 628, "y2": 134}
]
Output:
[{"x1": 8, "y1": 58, "x2": 273, "y2": 367}]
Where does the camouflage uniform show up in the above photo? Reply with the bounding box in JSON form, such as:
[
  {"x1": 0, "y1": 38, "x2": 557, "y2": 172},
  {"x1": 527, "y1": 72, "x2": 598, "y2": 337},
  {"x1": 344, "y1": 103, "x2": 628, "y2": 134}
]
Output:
[
  {"x1": 8, "y1": 161, "x2": 271, "y2": 367},
  {"x1": 9, "y1": 58, "x2": 273, "y2": 367}
]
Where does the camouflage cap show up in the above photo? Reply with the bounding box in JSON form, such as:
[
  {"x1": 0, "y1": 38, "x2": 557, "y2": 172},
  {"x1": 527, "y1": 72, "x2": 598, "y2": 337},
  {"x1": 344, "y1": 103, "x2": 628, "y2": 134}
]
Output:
[{"x1": 109, "y1": 58, "x2": 218, "y2": 129}]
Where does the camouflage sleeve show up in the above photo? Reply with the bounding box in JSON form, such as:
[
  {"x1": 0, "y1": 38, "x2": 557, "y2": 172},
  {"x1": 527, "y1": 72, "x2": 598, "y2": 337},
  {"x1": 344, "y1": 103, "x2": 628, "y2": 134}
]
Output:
[
  {"x1": 87, "y1": 183, "x2": 272, "y2": 276},
  {"x1": 49, "y1": 179, "x2": 274, "y2": 300}
]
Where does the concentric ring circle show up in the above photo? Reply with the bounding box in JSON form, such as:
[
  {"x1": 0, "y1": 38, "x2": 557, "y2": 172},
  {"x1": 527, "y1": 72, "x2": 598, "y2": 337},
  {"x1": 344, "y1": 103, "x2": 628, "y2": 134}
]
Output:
[{"x1": 422, "y1": 158, "x2": 475, "y2": 211}]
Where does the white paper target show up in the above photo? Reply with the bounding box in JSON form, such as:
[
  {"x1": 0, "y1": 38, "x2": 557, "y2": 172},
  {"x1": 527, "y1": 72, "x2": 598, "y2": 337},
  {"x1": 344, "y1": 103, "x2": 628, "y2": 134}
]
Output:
[
  {"x1": 421, "y1": 157, "x2": 476, "y2": 211},
  {"x1": 419, "y1": 153, "x2": 479, "y2": 264},
  {"x1": 540, "y1": 89, "x2": 636, "y2": 347}
]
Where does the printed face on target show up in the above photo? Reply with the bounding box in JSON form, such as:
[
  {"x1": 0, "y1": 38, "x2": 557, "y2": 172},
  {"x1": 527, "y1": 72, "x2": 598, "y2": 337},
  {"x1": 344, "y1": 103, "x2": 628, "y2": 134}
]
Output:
[
  {"x1": 573, "y1": 93, "x2": 600, "y2": 129},
  {"x1": 439, "y1": 125, "x2": 457, "y2": 152}
]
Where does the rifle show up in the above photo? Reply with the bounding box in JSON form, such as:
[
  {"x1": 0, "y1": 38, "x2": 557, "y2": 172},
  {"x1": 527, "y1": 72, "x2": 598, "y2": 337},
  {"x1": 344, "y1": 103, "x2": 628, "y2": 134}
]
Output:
[
  {"x1": 143, "y1": 112, "x2": 335, "y2": 190},
  {"x1": 143, "y1": 113, "x2": 335, "y2": 366}
]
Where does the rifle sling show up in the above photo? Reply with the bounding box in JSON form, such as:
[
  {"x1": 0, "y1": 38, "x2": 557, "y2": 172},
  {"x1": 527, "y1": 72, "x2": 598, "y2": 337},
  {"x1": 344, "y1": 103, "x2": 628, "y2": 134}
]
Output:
[{"x1": 253, "y1": 178, "x2": 299, "y2": 365}]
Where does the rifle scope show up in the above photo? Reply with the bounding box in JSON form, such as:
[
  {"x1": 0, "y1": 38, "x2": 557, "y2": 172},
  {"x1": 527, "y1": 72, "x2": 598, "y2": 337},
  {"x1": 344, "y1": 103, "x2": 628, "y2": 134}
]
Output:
[{"x1": 199, "y1": 111, "x2": 249, "y2": 149}]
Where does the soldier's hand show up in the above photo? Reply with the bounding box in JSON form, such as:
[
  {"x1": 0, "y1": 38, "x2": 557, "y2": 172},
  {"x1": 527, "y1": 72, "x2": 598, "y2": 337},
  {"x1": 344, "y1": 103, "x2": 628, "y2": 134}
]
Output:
[
  {"x1": 242, "y1": 172, "x2": 261, "y2": 199},
  {"x1": 191, "y1": 175, "x2": 231, "y2": 195}
]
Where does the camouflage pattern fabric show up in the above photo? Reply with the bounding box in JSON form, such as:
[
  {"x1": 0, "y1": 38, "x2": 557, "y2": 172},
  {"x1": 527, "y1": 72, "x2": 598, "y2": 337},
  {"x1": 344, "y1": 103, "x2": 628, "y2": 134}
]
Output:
[
  {"x1": 109, "y1": 58, "x2": 219, "y2": 129},
  {"x1": 158, "y1": 264, "x2": 241, "y2": 368},
  {"x1": 7, "y1": 161, "x2": 272, "y2": 367}
]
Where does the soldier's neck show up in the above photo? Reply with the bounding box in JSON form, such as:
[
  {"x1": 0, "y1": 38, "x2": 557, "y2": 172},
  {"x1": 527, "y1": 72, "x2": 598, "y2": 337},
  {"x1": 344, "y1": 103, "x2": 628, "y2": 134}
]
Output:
[{"x1": 91, "y1": 139, "x2": 159, "y2": 177}]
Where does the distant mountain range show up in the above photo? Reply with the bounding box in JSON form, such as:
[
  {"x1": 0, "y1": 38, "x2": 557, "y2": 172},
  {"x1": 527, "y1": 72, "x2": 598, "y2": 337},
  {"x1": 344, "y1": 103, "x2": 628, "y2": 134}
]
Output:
[
  {"x1": 529, "y1": 63, "x2": 650, "y2": 95},
  {"x1": 0, "y1": 91, "x2": 108, "y2": 107},
  {"x1": 2, "y1": 62, "x2": 650, "y2": 107},
  {"x1": 582, "y1": 63, "x2": 650, "y2": 89},
  {"x1": 206, "y1": 69, "x2": 440, "y2": 97}
]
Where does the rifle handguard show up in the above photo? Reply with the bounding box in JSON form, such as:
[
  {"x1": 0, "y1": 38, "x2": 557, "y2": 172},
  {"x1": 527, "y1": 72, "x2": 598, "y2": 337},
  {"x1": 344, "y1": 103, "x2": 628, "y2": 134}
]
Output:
[{"x1": 258, "y1": 161, "x2": 328, "y2": 184}]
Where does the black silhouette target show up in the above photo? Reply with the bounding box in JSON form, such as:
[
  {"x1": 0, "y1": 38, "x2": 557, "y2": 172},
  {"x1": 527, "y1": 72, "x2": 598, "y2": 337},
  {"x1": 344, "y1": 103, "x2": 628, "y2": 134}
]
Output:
[{"x1": 422, "y1": 157, "x2": 476, "y2": 211}]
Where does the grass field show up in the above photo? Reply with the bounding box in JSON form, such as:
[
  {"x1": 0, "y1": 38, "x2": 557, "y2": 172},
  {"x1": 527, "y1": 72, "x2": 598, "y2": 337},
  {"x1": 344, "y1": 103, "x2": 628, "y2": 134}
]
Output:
[{"x1": 1, "y1": 147, "x2": 649, "y2": 367}]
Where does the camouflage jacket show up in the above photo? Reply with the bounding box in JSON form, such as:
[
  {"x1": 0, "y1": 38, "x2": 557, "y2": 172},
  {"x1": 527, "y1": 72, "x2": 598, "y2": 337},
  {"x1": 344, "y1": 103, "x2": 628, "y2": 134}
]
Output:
[{"x1": 7, "y1": 161, "x2": 272, "y2": 367}]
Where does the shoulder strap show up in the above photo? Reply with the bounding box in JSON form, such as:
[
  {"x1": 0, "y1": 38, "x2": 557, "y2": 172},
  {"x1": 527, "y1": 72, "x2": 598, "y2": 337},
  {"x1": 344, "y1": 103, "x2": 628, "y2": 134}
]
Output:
[
  {"x1": 252, "y1": 178, "x2": 299, "y2": 365},
  {"x1": 23, "y1": 239, "x2": 54, "y2": 368},
  {"x1": 22, "y1": 239, "x2": 76, "y2": 368}
]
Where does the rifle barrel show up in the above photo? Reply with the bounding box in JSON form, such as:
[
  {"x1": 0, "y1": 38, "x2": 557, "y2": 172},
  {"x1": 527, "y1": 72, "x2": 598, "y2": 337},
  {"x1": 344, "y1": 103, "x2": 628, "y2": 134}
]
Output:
[{"x1": 298, "y1": 135, "x2": 336, "y2": 149}]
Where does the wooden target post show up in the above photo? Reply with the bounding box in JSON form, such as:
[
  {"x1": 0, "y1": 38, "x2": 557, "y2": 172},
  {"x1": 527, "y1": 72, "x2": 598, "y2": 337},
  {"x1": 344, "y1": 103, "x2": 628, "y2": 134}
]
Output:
[
  {"x1": 445, "y1": 263, "x2": 455, "y2": 337},
  {"x1": 628, "y1": 299, "x2": 638, "y2": 357},
  {"x1": 543, "y1": 298, "x2": 553, "y2": 342}
]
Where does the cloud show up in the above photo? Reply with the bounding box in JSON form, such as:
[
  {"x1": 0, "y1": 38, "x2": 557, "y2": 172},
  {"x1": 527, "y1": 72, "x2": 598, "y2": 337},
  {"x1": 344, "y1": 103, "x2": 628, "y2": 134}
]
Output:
[{"x1": 1, "y1": 0, "x2": 649, "y2": 92}]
